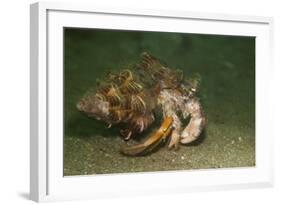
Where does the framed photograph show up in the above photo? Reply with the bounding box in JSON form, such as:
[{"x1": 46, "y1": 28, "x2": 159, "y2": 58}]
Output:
[{"x1": 30, "y1": 2, "x2": 274, "y2": 202}]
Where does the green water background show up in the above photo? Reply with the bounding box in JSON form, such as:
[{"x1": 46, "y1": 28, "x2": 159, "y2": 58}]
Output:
[{"x1": 63, "y1": 28, "x2": 255, "y2": 176}]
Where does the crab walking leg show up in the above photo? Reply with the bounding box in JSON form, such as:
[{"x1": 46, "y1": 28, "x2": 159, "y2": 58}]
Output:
[
  {"x1": 180, "y1": 98, "x2": 206, "y2": 144},
  {"x1": 161, "y1": 102, "x2": 182, "y2": 149},
  {"x1": 167, "y1": 113, "x2": 182, "y2": 149},
  {"x1": 120, "y1": 117, "x2": 173, "y2": 156}
]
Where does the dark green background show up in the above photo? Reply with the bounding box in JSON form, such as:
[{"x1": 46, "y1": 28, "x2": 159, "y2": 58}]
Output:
[{"x1": 64, "y1": 28, "x2": 255, "y2": 176}]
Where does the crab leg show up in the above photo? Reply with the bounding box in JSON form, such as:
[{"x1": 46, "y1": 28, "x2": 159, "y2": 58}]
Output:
[
  {"x1": 180, "y1": 98, "x2": 206, "y2": 144},
  {"x1": 120, "y1": 117, "x2": 173, "y2": 156},
  {"x1": 158, "y1": 90, "x2": 183, "y2": 149},
  {"x1": 164, "y1": 112, "x2": 182, "y2": 149}
]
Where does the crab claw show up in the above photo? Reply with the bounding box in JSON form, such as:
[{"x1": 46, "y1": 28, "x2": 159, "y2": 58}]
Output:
[{"x1": 120, "y1": 117, "x2": 174, "y2": 156}]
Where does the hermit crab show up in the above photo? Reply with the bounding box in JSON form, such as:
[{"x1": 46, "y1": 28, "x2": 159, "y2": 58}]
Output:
[{"x1": 76, "y1": 52, "x2": 206, "y2": 156}]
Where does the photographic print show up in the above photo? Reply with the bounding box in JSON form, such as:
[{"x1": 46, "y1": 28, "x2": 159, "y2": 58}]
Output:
[{"x1": 63, "y1": 28, "x2": 255, "y2": 176}]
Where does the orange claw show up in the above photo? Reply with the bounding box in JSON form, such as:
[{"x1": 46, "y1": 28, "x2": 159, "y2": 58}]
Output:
[{"x1": 120, "y1": 116, "x2": 174, "y2": 156}]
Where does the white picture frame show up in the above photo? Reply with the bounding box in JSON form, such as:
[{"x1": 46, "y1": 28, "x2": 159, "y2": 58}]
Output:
[{"x1": 30, "y1": 1, "x2": 274, "y2": 202}]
